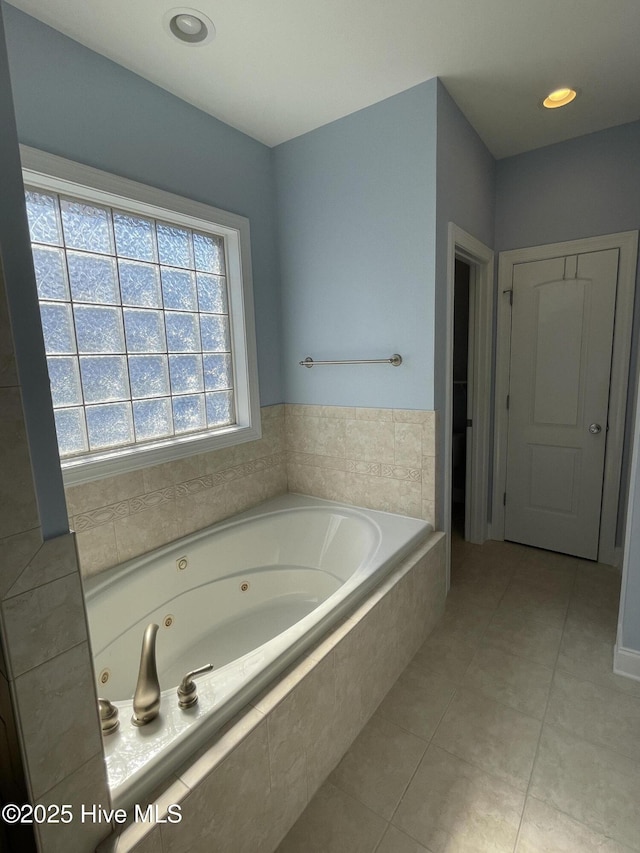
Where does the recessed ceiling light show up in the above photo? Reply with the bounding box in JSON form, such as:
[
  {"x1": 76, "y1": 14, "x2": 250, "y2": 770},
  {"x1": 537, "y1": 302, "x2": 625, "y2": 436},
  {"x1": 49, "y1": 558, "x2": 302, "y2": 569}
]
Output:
[
  {"x1": 163, "y1": 7, "x2": 215, "y2": 46},
  {"x1": 542, "y1": 88, "x2": 578, "y2": 109}
]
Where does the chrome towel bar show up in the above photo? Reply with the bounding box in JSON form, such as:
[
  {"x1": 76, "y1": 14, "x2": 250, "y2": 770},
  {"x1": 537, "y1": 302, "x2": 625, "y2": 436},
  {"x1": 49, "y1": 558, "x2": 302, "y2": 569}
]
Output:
[{"x1": 300, "y1": 354, "x2": 402, "y2": 368}]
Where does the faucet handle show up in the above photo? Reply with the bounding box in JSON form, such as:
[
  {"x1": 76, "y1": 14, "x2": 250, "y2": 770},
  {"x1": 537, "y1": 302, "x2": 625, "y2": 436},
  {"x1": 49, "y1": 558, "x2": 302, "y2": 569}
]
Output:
[
  {"x1": 98, "y1": 698, "x2": 119, "y2": 736},
  {"x1": 177, "y1": 663, "x2": 214, "y2": 709}
]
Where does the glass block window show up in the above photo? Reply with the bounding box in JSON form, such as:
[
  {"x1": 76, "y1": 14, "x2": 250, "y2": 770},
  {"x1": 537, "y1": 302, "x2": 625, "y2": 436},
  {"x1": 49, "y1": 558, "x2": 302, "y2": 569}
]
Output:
[{"x1": 26, "y1": 188, "x2": 235, "y2": 459}]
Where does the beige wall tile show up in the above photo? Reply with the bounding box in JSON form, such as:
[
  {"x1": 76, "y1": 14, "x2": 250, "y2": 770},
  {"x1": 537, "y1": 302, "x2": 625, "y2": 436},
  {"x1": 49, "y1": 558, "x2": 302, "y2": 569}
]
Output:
[
  {"x1": 173, "y1": 484, "x2": 228, "y2": 538},
  {"x1": 65, "y1": 470, "x2": 145, "y2": 517},
  {"x1": 142, "y1": 459, "x2": 185, "y2": 492},
  {"x1": 263, "y1": 662, "x2": 325, "y2": 848},
  {"x1": 421, "y1": 417, "x2": 436, "y2": 458},
  {"x1": 36, "y1": 754, "x2": 111, "y2": 853},
  {"x1": 421, "y1": 455, "x2": 435, "y2": 486},
  {"x1": 421, "y1": 500, "x2": 435, "y2": 525},
  {"x1": 0, "y1": 527, "x2": 42, "y2": 600},
  {"x1": 2, "y1": 572, "x2": 87, "y2": 676},
  {"x1": 342, "y1": 473, "x2": 422, "y2": 518},
  {"x1": 162, "y1": 720, "x2": 272, "y2": 853},
  {"x1": 75, "y1": 522, "x2": 119, "y2": 577},
  {"x1": 15, "y1": 642, "x2": 102, "y2": 799},
  {"x1": 261, "y1": 403, "x2": 284, "y2": 420},
  {"x1": 176, "y1": 706, "x2": 266, "y2": 790},
  {"x1": 287, "y1": 463, "x2": 347, "y2": 502},
  {"x1": 103, "y1": 776, "x2": 188, "y2": 852},
  {"x1": 106, "y1": 828, "x2": 164, "y2": 853},
  {"x1": 354, "y1": 407, "x2": 394, "y2": 421},
  {"x1": 6, "y1": 531, "x2": 78, "y2": 597},
  {"x1": 394, "y1": 422, "x2": 422, "y2": 467},
  {"x1": 0, "y1": 387, "x2": 40, "y2": 539},
  {"x1": 288, "y1": 451, "x2": 346, "y2": 471},
  {"x1": 345, "y1": 419, "x2": 395, "y2": 463},
  {"x1": 286, "y1": 654, "x2": 343, "y2": 797},
  {"x1": 393, "y1": 410, "x2": 434, "y2": 425},
  {"x1": 332, "y1": 615, "x2": 387, "y2": 746},
  {"x1": 113, "y1": 499, "x2": 179, "y2": 563},
  {"x1": 286, "y1": 414, "x2": 346, "y2": 457}
]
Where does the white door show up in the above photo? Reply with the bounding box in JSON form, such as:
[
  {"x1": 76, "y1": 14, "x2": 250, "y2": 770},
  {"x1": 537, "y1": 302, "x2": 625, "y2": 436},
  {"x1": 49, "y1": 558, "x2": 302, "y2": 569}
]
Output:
[{"x1": 504, "y1": 249, "x2": 619, "y2": 559}]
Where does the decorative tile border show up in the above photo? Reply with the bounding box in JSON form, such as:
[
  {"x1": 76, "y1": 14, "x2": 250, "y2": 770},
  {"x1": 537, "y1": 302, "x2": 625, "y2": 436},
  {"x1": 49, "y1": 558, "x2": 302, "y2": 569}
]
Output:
[
  {"x1": 284, "y1": 404, "x2": 437, "y2": 520},
  {"x1": 72, "y1": 452, "x2": 286, "y2": 532}
]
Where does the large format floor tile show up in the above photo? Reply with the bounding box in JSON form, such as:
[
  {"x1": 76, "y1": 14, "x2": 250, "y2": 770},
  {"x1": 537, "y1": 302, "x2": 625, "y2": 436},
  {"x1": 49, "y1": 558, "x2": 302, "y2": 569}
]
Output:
[
  {"x1": 481, "y1": 608, "x2": 564, "y2": 668},
  {"x1": 376, "y1": 825, "x2": 431, "y2": 853},
  {"x1": 556, "y1": 615, "x2": 640, "y2": 698},
  {"x1": 277, "y1": 781, "x2": 387, "y2": 853},
  {"x1": 515, "y1": 796, "x2": 635, "y2": 853},
  {"x1": 432, "y1": 687, "x2": 541, "y2": 791},
  {"x1": 393, "y1": 746, "x2": 525, "y2": 853},
  {"x1": 376, "y1": 660, "x2": 456, "y2": 740},
  {"x1": 279, "y1": 537, "x2": 634, "y2": 853},
  {"x1": 530, "y1": 725, "x2": 640, "y2": 851},
  {"x1": 328, "y1": 714, "x2": 427, "y2": 820},
  {"x1": 546, "y1": 669, "x2": 640, "y2": 761},
  {"x1": 462, "y1": 645, "x2": 553, "y2": 719}
]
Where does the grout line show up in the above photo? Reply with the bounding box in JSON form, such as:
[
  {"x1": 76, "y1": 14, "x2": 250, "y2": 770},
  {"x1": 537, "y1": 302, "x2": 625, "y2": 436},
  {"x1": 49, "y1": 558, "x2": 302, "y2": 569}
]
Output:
[{"x1": 511, "y1": 557, "x2": 578, "y2": 852}]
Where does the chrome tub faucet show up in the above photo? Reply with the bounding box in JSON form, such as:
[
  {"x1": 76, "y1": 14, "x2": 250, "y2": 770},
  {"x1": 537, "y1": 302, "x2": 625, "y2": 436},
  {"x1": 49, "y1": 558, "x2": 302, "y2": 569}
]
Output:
[{"x1": 131, "y1": 623, "x2": 161, "y2": 726}]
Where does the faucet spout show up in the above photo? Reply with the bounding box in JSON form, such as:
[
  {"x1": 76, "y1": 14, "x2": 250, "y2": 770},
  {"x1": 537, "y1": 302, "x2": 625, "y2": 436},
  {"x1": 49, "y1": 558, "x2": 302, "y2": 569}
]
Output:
[{"x1": 131, "y1": 622, "x2": 161, "y2": 726}]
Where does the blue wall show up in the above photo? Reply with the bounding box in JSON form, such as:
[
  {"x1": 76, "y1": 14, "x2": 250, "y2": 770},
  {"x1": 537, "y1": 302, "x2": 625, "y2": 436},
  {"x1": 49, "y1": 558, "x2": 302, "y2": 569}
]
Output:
[
  {"x1": 434, "y1": 81, "x2": 496, "y2": 526},
  {"x1": 496, "y1": 121, "x2": 640, "y2": 252},
  {"x1": 274, "y1": 80, "x2": 438, "y2": 409},
  {"x1": 2, "y1": 3, "x2": 283, "y2": 406},
  {"x1": 495, "y1": 121, "x2": 640, "y2": 652}
]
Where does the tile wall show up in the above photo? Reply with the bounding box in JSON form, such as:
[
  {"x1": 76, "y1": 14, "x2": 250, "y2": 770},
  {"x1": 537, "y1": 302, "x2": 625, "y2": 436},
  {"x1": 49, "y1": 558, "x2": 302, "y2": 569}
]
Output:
[
  {"x1": 0, "y1": 261, "x2": 111, "y2": 853},
  {"x1": 286, "y1": 405, "x2": 436, "y2": 525},
  {"x1": 68, "y1": 406, "x2": 287, "y2": 576},
  {"x1": 69, "y1": 404, "x2": 437, "y2": 579}
]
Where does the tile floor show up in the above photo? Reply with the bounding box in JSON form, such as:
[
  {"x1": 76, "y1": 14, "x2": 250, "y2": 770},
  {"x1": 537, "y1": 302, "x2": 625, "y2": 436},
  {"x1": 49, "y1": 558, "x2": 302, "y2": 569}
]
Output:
[{"x1": 277, "y1": 536, "x2": 639, "y2": 853}]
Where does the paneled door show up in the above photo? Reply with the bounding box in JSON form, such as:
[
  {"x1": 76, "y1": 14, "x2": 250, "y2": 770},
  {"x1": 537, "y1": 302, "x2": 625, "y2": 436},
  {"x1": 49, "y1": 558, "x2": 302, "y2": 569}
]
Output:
[{"x1": 504, "y1": 249, "x2": 619, "y2": 559}]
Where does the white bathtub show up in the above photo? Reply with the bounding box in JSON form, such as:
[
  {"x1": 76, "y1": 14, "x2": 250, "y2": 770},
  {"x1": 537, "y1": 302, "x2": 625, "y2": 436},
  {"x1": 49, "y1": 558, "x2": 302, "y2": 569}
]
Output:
[{"x1": 84, "y1": 494, "x2": 432, "y2": 808}]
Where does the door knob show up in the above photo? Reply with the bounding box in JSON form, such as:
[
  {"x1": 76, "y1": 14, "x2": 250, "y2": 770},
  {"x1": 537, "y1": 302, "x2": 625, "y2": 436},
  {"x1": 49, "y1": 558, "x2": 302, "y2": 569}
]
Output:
[{"x1": 588, "y1": 423, "x2": 602, "y2": 434}]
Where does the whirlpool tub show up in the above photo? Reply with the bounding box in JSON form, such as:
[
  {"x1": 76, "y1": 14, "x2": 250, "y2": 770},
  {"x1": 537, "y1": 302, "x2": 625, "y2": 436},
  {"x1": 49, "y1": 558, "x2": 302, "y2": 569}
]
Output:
[{"x1": 84, "y1": 493, "x2": 433, "y2": 808}]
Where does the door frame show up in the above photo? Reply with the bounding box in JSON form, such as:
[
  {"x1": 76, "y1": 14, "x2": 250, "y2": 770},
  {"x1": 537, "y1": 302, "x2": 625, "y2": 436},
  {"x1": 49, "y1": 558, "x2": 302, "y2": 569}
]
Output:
[
  {"x1": 491, "y1": 230, "x2": 639, "y2": 565},
  {"x1": 445, "y1": 223, "x2": 494, "y2": 558}
]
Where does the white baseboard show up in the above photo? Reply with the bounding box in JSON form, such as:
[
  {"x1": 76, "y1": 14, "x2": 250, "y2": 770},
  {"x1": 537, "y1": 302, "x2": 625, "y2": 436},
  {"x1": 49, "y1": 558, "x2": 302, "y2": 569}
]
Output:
[{"x1": 613, "y1": 644, "x2": 640, "y2": 682}]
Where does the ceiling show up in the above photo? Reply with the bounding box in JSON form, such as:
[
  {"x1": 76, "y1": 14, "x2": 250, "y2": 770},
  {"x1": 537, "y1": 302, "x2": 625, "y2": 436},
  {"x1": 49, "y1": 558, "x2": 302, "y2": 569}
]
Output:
[{"x1": 6, "y1": 0, "x2": 640, "y2": 158}]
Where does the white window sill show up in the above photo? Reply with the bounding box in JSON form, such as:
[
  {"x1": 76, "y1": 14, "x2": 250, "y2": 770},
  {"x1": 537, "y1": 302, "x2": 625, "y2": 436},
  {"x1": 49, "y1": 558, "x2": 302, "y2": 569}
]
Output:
[{"x1": 61, "y1": 419, "x2": 262, "y2": 486}]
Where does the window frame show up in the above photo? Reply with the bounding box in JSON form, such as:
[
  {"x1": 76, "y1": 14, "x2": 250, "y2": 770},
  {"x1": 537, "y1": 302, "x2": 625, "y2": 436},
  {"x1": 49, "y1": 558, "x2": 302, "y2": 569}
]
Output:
[{"x1": 21, "y1": 145, "x2": 261, "y2": 486}]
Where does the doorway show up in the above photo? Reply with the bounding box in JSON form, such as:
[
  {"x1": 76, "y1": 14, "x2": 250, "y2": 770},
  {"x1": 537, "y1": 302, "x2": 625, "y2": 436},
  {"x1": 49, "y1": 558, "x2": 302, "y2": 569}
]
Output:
[
  {"x1": 444, "y1": 224, "x2": 494, "y2": 579},
  {"x1": 452, "y1": 259, "x2": 470, "y2": 539},
  {"x1": 492, "y1": 231, "x2": 639, "y2": 565}
]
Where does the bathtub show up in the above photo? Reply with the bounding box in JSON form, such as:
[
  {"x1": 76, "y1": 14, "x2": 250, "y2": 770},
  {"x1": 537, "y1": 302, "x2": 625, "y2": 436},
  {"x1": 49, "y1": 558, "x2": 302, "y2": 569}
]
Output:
[{"x1": 84, "y1": 493, "x2": 432, "y2": 809}]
